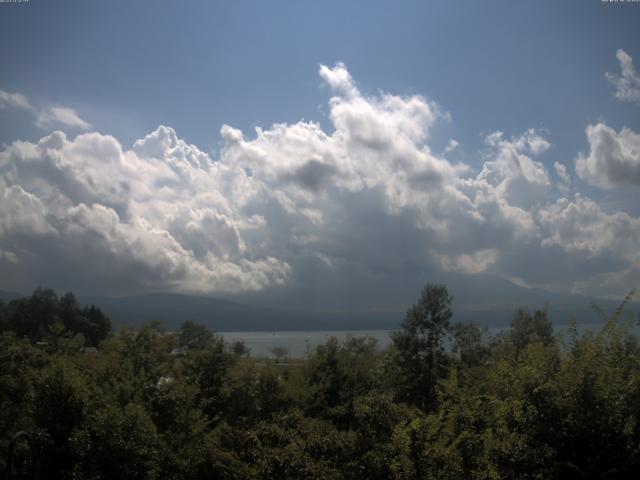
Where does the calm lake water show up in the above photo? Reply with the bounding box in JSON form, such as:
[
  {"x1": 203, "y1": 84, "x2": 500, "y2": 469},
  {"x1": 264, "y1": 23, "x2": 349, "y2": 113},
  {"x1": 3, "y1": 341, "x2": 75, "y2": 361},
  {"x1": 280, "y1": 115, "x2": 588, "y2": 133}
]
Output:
[
  {"x1": 220, "y1": 322, "x2": 634, "y2": 358},
  {"x1": 220, "y1": 330, "x2": 392, "y2": 357}
]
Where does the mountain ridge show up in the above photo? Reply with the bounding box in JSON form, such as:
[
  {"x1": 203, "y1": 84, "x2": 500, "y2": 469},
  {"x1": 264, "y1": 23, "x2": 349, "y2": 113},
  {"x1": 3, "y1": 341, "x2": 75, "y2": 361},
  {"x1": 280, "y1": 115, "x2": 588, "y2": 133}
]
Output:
[{"x1": 3, "y1": 280, "x2": 637, "y2": 331}]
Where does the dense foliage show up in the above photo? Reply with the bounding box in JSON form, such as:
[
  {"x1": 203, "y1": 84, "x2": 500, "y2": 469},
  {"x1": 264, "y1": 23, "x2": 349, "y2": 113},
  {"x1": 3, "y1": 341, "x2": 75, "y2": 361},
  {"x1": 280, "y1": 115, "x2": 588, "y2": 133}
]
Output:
[
  {"x1": 0, "y1": 288, "x2": 111, "y2": 347},
  {"x1": 1, "y1": 285, "x2": 639, "y2": 479}
]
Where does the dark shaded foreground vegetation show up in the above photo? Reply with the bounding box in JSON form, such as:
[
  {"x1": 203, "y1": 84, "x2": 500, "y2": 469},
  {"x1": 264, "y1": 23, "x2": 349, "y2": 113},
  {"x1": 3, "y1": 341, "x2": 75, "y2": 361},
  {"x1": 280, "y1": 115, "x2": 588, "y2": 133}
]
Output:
[{"x1": 1, "y1": 286, "x2": 639, "y2": 479}]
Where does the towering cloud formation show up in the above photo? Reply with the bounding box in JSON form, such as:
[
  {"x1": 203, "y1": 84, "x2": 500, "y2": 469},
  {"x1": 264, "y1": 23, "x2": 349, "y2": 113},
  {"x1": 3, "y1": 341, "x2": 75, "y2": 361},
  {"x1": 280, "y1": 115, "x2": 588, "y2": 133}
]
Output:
[{"x1": 1, "y1": 63, "x2": 639, "y2": 298}]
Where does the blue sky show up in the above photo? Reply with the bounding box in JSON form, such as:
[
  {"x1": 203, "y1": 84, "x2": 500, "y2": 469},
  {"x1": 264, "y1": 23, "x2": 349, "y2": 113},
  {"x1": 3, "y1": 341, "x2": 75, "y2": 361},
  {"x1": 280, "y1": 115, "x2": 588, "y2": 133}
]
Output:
[
  {"x1": 2, "y1": 1, "x2": 638, "y2": 152},
  {"x1": 1, "y1": 0, "x2": 639, "y2": 307}
]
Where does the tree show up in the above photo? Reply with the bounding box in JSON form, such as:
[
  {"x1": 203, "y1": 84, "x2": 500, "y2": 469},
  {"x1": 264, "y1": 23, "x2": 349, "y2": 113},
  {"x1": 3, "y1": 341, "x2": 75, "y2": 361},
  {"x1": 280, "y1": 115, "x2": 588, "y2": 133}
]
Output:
[
  {"x1": 6, "y1": 287, "x2": 59, "y2": 341},
  {"x1": 1, "y1": 289, "x2": 111, "y2": 347},
  {"x1": 185, "y1": 336, "x2": 235, "y2": 421},
  {"x1": 389, "y1": 284, "x2": 453, "y2": 411},
  {"x1": 178, "y1": 320, "x2": 214, "y2": 350},
  {"x1": 81, "y1": 304, "x2": 111, "y2": 346},
  {"x1": 71, "y1": 403, "x2": 161, "y2": 480},
  {"x1": 302, "y1": 336, "x2": 381, "y2": 426},
  {"x1": 222, "y1": 361, "x2": 286, "y2": 425},
  {"x1": 269, "y1": 345, "x2": 289, "y2": 363},
  {"x1": 33, "y1": 361, "x2": 88, "y2": 479},
  {"x1": 509, "y1": 307, "x2": 553, "y2": 353},
  {"x1": 60, "y1": 293, "x2": 111, "y2": 346},
  {"x1": 451, "y1": 321, "x2": 491, "y2": 368},
  {"x1": 231, "y1": 340, "x2": 250, "y2": 357}
]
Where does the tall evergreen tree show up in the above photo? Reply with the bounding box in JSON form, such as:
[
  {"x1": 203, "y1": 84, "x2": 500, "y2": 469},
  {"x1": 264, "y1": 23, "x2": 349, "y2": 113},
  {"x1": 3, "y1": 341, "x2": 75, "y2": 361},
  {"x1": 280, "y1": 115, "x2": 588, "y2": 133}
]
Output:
[{"x1": 390, "y1": 283, "x2": 453, "y2": 411}]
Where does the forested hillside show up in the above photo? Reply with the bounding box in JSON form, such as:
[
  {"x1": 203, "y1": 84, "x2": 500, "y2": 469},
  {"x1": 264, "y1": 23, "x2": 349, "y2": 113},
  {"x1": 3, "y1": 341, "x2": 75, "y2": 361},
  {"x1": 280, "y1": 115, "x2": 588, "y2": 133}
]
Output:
[{"x1": 1, "y1": 286, "x2": 639, "y2": 479}]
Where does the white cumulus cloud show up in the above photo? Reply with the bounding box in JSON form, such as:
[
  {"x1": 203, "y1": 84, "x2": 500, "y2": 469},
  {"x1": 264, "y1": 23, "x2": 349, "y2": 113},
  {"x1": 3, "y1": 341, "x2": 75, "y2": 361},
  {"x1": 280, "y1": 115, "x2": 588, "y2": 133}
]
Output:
[
  {"x1": 575, "y1": 123, "x2": 640, "y2": 188},
  {"x1": 0, "y1": 63, "x2": 638, "y2": 299},
  {"x1": 606, "y1": 49, "x2": 640, "y2": 105}
]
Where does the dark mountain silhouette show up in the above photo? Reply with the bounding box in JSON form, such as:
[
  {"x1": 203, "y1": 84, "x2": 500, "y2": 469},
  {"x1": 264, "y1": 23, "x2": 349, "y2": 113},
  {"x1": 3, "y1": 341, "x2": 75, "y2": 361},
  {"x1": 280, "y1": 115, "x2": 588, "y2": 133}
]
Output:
[
  {"x1": 2, "y1": 275, "x2": 635, "y2": 331},
  {"x1": 0, "y1": 290, "x2": 24, "y2": 302},
  {"x1": 77, "y1": 293, "x2": 395, "y2": 331}
]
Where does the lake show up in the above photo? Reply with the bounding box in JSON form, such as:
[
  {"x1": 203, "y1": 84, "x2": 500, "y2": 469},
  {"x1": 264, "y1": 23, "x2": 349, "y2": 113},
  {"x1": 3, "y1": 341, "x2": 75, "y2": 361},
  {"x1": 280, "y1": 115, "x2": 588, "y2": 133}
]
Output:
[
  {"x1": 218, "y1": 323, "x2": 640, "y2": 357},
  {"x1": 220, "y1": 330, "x2": 392, "y2": 357},
  {"x1": 220, "y1": 321, "x2": 633, "y2": 358}
]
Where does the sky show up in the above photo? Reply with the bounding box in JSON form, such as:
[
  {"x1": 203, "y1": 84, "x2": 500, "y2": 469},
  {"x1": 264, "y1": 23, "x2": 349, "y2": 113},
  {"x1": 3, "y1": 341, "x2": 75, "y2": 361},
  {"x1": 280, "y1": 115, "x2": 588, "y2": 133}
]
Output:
[{"x1": 1, "y1": 0, "x2": 639, "y2": 310}]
